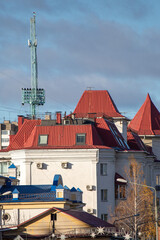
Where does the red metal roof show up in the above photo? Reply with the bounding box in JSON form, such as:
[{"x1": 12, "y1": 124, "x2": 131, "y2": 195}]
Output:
[
  {"x1": 24, "y1": 124, "x2": 103, "y2": 148},
  {"x1": 128, "y1": 94, "x2": 160, "y2": 135},
  {"x1": 2, "y1": 116, "x2": 131, "y2": 151},
  {"x1": 6, "y1": 119, "x2": 41, "y2": 151},
  {"x1": 127, "y1": 130, "x2": 149, "y2": 152},
  {"x1": 95, "y1": 118, "x2": 129, "y2": 150},
  {"x1": 73, "y1": 90, "x2": 124, "y2": 118}
]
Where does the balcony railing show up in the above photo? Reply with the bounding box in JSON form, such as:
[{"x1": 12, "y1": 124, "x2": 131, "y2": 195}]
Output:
[{"x1": 0, "y1": 192, "x2": 56, "y2": 201}]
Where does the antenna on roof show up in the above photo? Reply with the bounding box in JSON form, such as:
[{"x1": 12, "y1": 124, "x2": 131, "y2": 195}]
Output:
[
  {"x1": 86, "y1": 87, "x2": 95, "y2": 90},
  {"x1": 21, "y1": 13, "x2": 45, "y2": 119}
]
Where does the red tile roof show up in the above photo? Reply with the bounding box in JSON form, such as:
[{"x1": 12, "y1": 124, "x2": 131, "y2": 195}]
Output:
[
  {"x1": 73, "y1": 90, "x2": 124, "y2": 118},
  {"x1": 128, "y1": 94, "x2": 160, "y2": 135}
]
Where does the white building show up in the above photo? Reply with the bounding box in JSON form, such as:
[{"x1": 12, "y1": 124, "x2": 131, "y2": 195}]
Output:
[{"x1": 0, "y1": 90, "x2": 159, "y2": 220}]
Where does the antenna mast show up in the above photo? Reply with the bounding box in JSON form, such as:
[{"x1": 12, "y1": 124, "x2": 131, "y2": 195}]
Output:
[{"x1": 22, "y1": 12, "x2": 45, "y2": 118}]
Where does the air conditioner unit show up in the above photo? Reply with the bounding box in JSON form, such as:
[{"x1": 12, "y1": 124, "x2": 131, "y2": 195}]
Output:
[
  {"x1": 2, "y1": 213, "x2": 11, "y2": 222},
  {"x1": 87, "y1": 208, "x2": 94, "y2": 214},
  {"x1": 37, "y1": 163, "x2": 43, "y2": 169},
  {"x1": 61, "y1": 162, "x2": 69, "y2": 169},
  {"x1": 86, "y1": 185, "x2": 93, "y2": 191}
]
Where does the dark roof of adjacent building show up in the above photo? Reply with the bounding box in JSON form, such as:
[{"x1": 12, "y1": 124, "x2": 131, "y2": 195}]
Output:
[
  {"x1": 55, "y1": 207, "x2": 115, "y2": 228},
  {"x1": 17, "y1": 207, "x2": 115, "y2": 229}
]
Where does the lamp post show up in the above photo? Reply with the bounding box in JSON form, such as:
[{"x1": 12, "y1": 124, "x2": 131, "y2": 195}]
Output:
[{"x1": 117, "y1": 178, "x2": 158, "y2": 240}]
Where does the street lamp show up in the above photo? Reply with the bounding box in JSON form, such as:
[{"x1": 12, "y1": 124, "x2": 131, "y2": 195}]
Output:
[{"x1": 117, "y1": 178, "x2": 158, "y2": 240}]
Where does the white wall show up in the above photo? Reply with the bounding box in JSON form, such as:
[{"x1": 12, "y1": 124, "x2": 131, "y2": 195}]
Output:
[
  {"x1": 4, "y1": 147, "x2": 159, "y2": 220},
  {"x1": 97, "y1": 149, "x2": 116, "y2": 218},
  {"x1": 2, "y1": 208, "x2": 48, "y2": 227},
  {"x1": 9, "y1": 148, "x2": 116, "y2": 218},
  {"x1": 10, "y1": 149, "x2": 99, "y2": 215},
  {"x1": 113, "y1": 119, "x2": 128, "y2": 142}
]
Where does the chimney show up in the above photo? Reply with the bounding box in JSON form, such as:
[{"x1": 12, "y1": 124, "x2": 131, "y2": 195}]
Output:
[
  {"x1": 18, "y1": 115, "x2": 24, "y2": 130},
  {"x1": 45, "y1": 112, "x2": 51, "y2": 120},
  {"x1": 56, "y1": 112, "x2": 62, "y2": 124}
]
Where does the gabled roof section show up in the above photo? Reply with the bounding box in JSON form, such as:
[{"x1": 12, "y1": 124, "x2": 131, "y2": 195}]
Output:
[
  {"x1": 5, "y1": 119, "x2": 41, "y2": 151},
  {"x1": 55, "y1": 208, "x2": 115, "y2": 228},
  {"x1": 17, "y1": 207, "x2": 115, "y2": 229},
  {"x1": 128, "y1": 94, "x2": 160, "y2": 135},
  {"x1": 73, "y1": 90, "x2": 124, "y2": 118}
]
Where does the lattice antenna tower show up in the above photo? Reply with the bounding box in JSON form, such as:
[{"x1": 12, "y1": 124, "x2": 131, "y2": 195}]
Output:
[{"x1": 22, "y1": 12, "x2": 45, "y2": 118}]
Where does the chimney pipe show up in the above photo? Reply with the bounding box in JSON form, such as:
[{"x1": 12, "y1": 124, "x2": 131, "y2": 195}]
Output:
[{"x1": 56, "y1": 112, "x2": 62, "y2": 124}]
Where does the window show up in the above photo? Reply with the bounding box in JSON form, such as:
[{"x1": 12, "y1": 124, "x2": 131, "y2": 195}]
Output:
[
  {"x1": 100, "y1": 163, "x2": 107, "y2": 176},
  {"x1": 156, "y1": 175, "x2": 160, "y2": 185},
  {"x1": 38, "y1": 135, "x2": 48, "y2": 145},
  {"x1": 57, "y1": 192, "x2": 63, "y2": 198},
  {"x1": 0, "y1": 162, "x2": 9, "y2": 175},
  {"x1": 101, "y1": 214, "x2": 108, "y2": 222},
  {"x1": 119, "y1": 185, "x2": 126, "y2": 199},
  {"x1": 76, "y1": 133, "x2": 86, "y2": 145},
  {"x1": 130, "y1": 164, "x2": 133, "y2": 177},
  {"x1": 115, "y1": 185, "x2": 126, "y2": 199},
  {"x1": 71, "y1": 194, "x2": 76, "y2": 201},
  {"x1": 16, "y1": 165, "x2": 20, "y2": 177},
  {"x1": 1, "y1": 130, "x2": 9, "y2": 135},
  {"x1": 1, "y1": 138, "x2": 9, "y2": 143},
  {"x1": 101, "y1": 189, "x2": 107, "y2": 201}
]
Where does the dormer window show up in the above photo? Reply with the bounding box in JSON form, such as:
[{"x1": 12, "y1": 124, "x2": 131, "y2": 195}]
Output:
[
  {"x1": 38, "y1": 135, "x2": 48, "y2": 145},
  {"x1": 76, "y1": 133, "x2": 86, "y2": 145}
]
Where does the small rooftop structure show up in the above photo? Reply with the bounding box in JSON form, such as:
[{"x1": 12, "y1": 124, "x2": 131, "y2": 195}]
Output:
[
  {"x1": 73, "y1": 90, "x2": 124, "y2": 118},
  {"x1": 128, "y1": 94, "x2": 160, "y2": 136}
]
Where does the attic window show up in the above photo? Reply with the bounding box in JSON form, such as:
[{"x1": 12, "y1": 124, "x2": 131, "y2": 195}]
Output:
[
  {"x1": 76, "y1": 133, "x2": 86, "y2": 145},
  {"x1": 38, "y1": 135, "x2": 48, "y2": 145}
]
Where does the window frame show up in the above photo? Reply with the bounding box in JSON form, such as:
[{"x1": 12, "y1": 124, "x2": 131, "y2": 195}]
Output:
[
  {"x1": 100, "y1": 163, "x2": 107, "y2": 176},
  {"x1": 38, "y1": 134, "x2": 48, "y2": 146},
  {"x1": 156, "y1": 175, "x2": 160, "y2": 185},
  {"x1": 101, "y1": 189, "x2": 108, "y2": 202},
  {"x1": 101, "y1": 213, "x2": 108, "y2": 222},
  {"x1": 76, "y1": 133, "x2": 86, "y2": 145},
  {"x1": 0, "y1": 162, "x2": 9, "y2": 175},
  {"x1": 115, "y1": 185, "x2": 126, "y2": 200}
]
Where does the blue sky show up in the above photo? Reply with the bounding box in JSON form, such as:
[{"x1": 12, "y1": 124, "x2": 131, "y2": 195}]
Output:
[{"x1": 0, "y1": 0, "x2": 160, "y2": 121}]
